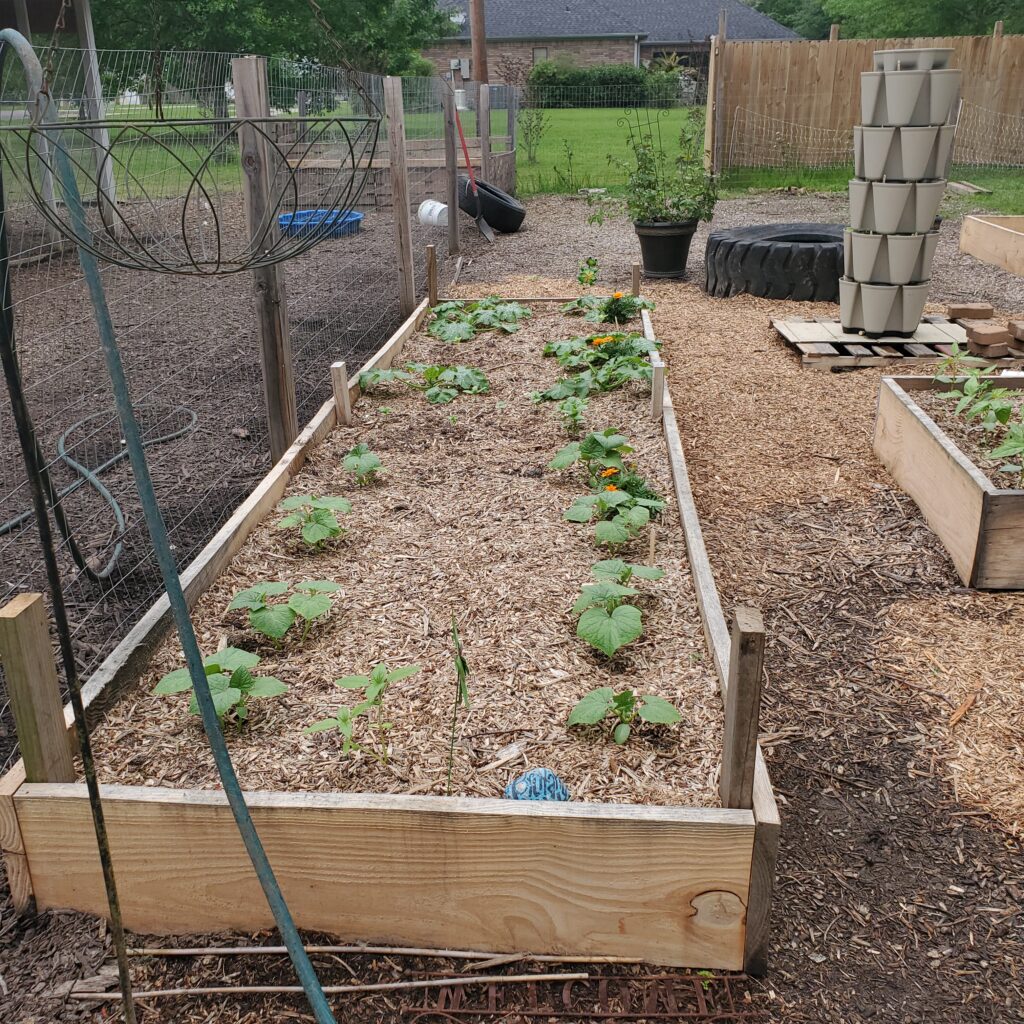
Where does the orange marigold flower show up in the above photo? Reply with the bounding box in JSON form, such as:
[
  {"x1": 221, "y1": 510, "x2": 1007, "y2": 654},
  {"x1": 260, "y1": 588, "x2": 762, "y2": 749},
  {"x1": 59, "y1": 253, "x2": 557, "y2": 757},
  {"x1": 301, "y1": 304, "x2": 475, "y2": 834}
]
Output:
[
  {"x1": 591, "y1": 335, "x2": 614, "y2": 346},
  {"x1": 612, "y1": 291, "x2": 625, "y2": 299},
  {"x1": 601, "y1": 467, "x2": 620, "y2": 477},
  {"x1": 604, "y1": 484, "x2": 618, "y2": 492}
]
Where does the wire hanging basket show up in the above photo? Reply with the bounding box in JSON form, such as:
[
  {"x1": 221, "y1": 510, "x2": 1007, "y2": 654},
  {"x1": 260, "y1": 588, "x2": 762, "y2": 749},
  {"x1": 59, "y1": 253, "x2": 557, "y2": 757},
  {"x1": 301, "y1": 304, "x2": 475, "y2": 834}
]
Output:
[{"x1": 0, "y1": 112, "x2": 381, "y2": 275}]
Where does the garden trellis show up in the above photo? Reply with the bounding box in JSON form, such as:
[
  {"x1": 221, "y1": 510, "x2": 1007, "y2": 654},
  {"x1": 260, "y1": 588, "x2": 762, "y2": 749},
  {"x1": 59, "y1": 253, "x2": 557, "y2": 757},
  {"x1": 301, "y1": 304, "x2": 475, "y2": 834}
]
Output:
[{"x1": 0, "y1": 28, "x2": 382, "y2": 1024}]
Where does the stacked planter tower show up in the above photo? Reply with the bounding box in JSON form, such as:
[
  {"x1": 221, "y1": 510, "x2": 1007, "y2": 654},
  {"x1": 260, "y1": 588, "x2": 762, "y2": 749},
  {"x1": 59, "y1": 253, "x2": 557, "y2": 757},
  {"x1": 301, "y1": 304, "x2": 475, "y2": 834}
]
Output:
[{"x1": 840, "y1": 48, "x2": 960, "y2": 336}]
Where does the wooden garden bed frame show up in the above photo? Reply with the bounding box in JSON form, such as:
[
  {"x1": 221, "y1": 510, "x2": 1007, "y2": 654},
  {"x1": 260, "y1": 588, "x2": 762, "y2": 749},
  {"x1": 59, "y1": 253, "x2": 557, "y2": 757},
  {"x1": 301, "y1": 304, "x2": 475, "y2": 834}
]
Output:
[
  {"x1": 959, "y1": 215, "x2": 1024, "y2": 277},
  {"x1": 0, "y1": 291, "x2": 779, "y2": 974},
  {"x1": 874, "y1": 375, "x2": 1024, "y2": 589}
]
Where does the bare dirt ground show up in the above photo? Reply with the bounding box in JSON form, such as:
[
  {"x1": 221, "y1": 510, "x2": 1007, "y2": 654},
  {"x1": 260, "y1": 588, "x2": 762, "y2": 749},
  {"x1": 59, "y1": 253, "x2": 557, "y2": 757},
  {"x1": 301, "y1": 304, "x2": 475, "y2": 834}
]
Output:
[{"x1": 2, "y1": 192, "x2": 1022, "y2": 1023}]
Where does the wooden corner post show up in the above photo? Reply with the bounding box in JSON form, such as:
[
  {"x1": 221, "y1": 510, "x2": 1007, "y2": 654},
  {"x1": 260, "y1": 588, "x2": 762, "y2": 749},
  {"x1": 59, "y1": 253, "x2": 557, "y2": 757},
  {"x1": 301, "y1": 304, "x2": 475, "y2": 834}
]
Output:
[
  {"x1": 440, "y1": 81, "x2": 461, "y2": 258},
  {"x1": 232, "y1": 55, "x2": 299, "y2": 464},
  {"x1": 478, "y1": 84, "x2": 492, "y2": 183},
  {"x1": 720, "y1": 606, "x2": 765, "y2": 810},
  {"x1": 384, "y1": 76, "x2": 417, "y2": 318},
  {"x1": 0, "y1": 594, "x2": 75, "y2": 784},
  {"x1": 703, "y1": 35, "x2": 721, "y2": 174}
]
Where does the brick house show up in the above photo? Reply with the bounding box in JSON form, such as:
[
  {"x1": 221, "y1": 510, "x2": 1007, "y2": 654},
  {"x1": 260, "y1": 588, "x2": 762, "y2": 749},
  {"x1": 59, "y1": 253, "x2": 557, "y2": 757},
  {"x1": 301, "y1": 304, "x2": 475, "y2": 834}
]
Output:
[{"x1": 421, "y1": 0, "x2": 799, "y2": 83}]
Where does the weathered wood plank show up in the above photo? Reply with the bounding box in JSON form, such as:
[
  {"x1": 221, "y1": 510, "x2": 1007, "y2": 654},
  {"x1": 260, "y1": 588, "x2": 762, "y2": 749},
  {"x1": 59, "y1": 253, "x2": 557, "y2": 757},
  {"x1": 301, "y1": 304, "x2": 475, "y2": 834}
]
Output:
[
  {"x1": 0, "y1": 765, "x2": 30, "y2": 911},
  {"x1": 0, "y1": 594, "x2": 75, "y2": 783},
  {"x1": 720, "y1": 609, "x2": 766, "y2": 811},
  {"x1": 384, "y1": 77, "x2": 416, "y2": 317},
  {"x1": 744, "y1": 749, "x2": 780, "y2": 976},
  {"x1": 17, "y1": 784, "x2": 755, "y2": 970},
  {"x1": 960, "y1": 215, "x2": 1024, "y2": 277}
]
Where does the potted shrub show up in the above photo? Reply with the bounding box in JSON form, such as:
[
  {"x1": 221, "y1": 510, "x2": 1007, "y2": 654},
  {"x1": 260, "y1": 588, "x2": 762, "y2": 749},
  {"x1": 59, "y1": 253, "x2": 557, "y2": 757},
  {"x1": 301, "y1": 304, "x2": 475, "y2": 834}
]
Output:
[{"x1": 619, "y1": 124, "x2": 717, "y2": 279}]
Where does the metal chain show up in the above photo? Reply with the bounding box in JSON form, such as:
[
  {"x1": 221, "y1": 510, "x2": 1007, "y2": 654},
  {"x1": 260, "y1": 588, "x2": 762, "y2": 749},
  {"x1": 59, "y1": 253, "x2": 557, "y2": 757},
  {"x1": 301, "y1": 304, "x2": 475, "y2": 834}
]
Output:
[{"x1": 40, "y1": 0, "x2": 71, "y2": 99}]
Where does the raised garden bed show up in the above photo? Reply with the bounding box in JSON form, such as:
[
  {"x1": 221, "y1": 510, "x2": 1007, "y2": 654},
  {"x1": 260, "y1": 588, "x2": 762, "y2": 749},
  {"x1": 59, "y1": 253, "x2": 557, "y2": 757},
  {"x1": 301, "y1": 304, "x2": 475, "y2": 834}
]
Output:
[
  {"x1": 959, "y1": 215, "x2": 1024, "y2": 277},
  {"x1": 874, "y1": 375, "x2": 1024, "y2": 589},
  {"x1": 0, "y1": 296, "x2": 779, "y2": 973}
]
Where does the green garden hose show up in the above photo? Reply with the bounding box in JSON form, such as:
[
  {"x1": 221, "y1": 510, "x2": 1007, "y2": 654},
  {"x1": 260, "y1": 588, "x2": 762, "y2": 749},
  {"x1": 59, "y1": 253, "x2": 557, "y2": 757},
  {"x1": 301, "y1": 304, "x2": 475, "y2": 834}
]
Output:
[{"x1": 0, "y1": 406, "x2": 198, "y2": 581}]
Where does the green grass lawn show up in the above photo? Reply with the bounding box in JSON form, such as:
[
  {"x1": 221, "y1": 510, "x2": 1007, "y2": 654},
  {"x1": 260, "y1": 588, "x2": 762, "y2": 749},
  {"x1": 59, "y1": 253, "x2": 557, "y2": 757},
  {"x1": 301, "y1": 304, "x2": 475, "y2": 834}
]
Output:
[{"x1": 515, "y1": 107, "x2": 705, "y2": 195}]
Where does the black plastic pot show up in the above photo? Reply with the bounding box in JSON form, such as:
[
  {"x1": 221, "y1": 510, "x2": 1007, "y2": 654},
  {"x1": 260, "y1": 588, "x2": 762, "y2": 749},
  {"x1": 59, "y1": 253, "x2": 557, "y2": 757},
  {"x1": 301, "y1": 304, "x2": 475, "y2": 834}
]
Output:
[{"x1": 634, "y1": 220, "x2": 699, "y2": 279}]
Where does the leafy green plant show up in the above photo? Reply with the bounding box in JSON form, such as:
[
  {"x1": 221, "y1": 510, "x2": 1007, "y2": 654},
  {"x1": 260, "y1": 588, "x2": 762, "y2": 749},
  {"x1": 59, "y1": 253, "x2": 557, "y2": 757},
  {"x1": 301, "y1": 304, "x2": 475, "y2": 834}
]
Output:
[
  {"x1": 360, "y1": 363, "x2": 490, "y2": 405},
  {"x1": 557, "y1": 396, "x2": 588, "y2": 435},
  {"x1": 530, "y1": 355, "x2": 653, "y2": 403},
  {"x1": 428, "y1": 297, "x2": 532, "y2": 342},
  {"x1": 992, "y1": 423, "x2": 1024, "y2": 486},
  {"x1": 565, "y1": 489, "x2": 663, "y2": 549},
  {"x1": 154, "y1": 647, "x2": 287, "y2": 723},
  {"x1": 544, "y1": 332, "x2": 659, "y2": 370},
  {"x1": 447, "y1": 615, "x2": 470, "y2": 795},
  {"x1": 517, "y1": 107, "x2": 549, "y2": 165},
  {"x1": 320, "y1": 662, "x2": 421, "y2": 762},
  {"x1": 550, "y1": 428, "x2": 634, "y2": 477},
  {"x1": 303, "y1": 702, "x2": 373, "y2": 756},
  {"x1": 277, "y1": 495, "x2": 352, "y2": 548},
  {"x1": 591, "y1": 558, "x2": 665, "y2": 585},
  {"x1": 577, "y1": 255, "x2": 599, "y2": 287},
  {"x1": 597, "y1": 292, "x2": 654, "y2": 325},
  {"x1": 343, "y1": 443, "x2": 382, "y2": 486},
  {"x1": 934, "y1": 341, "x2": 993, "y2": 380},
  {"x1": 228, "y1": 580, "x2": 341, "y2": 643},
  {"x1": 568, "y1": 686, "x2": 680, "y2": 743},
  {"x1": 560, "y1": 295, "x2": 602, "y2": 318}
]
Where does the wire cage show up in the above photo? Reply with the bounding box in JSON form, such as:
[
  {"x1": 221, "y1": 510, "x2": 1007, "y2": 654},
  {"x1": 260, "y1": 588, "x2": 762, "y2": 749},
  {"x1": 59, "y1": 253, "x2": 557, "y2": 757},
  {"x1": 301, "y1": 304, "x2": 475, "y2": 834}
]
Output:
[{"x1": 0, "y1": 113, "x2": 381, "y2": 274}]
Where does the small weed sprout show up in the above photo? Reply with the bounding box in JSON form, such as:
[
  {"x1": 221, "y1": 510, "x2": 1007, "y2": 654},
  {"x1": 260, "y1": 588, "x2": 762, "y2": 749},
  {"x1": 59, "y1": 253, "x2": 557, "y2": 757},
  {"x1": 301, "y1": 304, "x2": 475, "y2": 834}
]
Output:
[
  {"x1": 343, "y1": 443, "x2": 382, "y2": 486},
  {"x1": 154, "y1": 648, "x2": 287, "y2": 724},
  {"x1": 303, "y1": 703, "x2": 372, "y2": 756},
  {"x1": 447, "y1": 615, "x2": 471, "y2": 795},
  {"x1": 568, "y1": 686, "x2": 680, "y2": 744},
  {"x1": 277, "y1": 495, "x2": 352, "y2": 548},
  {"x1": 228, "y1": 580, "x2": 341, "y2": 643}
]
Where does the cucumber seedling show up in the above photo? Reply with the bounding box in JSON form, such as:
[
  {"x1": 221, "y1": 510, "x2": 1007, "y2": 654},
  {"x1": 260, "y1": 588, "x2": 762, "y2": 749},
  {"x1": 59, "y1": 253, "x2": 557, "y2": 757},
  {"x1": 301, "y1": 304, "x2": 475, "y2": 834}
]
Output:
[
  {"x1": 228, "y1": 580, "x2": 341, "y2": 643},
  {"x1": 277, "y1": 494, "x2": 352, "y2": 548},
  {"x1": 567, "y1": 686, "x2": 680, "y2": 744},
  {"x1": 153, "y1": 647, "x2": 287, "y2": 724},
  {"x1": 343, "y1": 443, "x2": 383, "y2": 486}
]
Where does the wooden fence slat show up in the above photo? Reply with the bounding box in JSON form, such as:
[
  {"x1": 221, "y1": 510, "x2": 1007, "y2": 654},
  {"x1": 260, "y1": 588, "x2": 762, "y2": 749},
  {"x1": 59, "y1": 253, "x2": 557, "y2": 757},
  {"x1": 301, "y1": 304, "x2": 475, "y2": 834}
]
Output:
[{"x1": 719, "y1": 608, "x2": 766, "y2": 811}]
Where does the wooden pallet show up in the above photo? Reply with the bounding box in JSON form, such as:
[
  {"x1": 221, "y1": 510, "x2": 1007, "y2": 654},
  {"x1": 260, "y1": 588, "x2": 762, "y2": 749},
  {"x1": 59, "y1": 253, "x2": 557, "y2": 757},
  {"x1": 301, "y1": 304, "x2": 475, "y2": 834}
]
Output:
[{"x1": 773, "y1": 316, "x2": 1023, "y2": 371}]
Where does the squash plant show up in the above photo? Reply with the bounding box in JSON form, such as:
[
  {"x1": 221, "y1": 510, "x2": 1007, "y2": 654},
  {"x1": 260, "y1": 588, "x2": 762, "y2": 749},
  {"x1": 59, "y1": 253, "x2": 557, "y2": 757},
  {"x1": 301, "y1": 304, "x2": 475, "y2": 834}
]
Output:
[
  {"x1": 360, "y1": 363, "x2": 490, "y2": 405},
  {"x1": 429, "y1": 297, "x2": 532, "y2": 341},
  {"x1": 153, "y1": 648, "x2": 287, "y2": 723},
  {"x1": 530, "y1": 355, "x2": 651, "y2": 403},
  {"x1": 568, "y1": 686, "x2": 680, "y2": 744},
  {"x1": 277, "y1": 495, "x2": 352, "y2": 548}
]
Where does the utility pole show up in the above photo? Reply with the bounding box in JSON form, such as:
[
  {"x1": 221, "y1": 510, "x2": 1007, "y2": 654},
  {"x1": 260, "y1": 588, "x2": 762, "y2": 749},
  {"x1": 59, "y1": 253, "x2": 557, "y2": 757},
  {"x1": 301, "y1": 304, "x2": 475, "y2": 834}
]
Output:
[{"x1": 470, "y1": 0, "x2": 488, "y2": 83}]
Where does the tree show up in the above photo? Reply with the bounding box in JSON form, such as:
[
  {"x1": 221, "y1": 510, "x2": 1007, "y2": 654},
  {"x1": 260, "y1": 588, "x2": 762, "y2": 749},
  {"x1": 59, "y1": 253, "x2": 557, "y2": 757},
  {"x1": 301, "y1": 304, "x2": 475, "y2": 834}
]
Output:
[
  {"x1": 821, "y1": 0, "x2": 1022, "y2": 38},
  {"x1": 91, "y1": 0, "x2": 451, "y2": 75},
  {"x1": 751, "y1": 0, "x2": 831, "y2": 40}
]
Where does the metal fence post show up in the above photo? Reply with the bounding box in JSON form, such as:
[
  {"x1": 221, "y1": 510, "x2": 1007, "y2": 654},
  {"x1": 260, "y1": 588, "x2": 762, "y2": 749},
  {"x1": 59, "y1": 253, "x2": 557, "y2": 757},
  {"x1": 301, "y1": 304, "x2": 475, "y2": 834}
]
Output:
[{"x1": 232, "y1": 55, "x2": 300, "y2": 463}]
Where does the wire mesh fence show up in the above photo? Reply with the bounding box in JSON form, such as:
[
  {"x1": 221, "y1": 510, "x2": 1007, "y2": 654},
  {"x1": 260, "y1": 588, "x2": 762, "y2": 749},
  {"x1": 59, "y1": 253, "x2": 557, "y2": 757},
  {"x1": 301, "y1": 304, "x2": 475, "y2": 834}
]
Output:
[{"x1": 0, "y1": 48, "x2": 459, "y2": 772}]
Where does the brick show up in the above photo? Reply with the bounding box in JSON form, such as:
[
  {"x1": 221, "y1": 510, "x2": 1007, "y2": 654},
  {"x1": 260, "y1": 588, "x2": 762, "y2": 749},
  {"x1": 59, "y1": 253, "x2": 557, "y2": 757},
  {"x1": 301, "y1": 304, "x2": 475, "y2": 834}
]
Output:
[
  {"x1": 1009, "y1": 320, "x2": 1024, "y2": 341},
  {"x1": 968, "y1": 338, "x2": 1009, "y2": 358},
  {"x1": 966, "y1": 321, "x2": 1012, "y2": 346},
  {"x1": 947, "y1": 302, "x2": 995, "y2": 319}
]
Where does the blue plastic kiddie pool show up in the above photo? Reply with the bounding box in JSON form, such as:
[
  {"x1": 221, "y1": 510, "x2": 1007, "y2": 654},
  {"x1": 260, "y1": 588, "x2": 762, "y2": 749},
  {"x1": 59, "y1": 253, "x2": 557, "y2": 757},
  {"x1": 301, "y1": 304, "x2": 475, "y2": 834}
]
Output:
[{"x1": 277, "y1": 209, "x2": 363, "y2": 238}]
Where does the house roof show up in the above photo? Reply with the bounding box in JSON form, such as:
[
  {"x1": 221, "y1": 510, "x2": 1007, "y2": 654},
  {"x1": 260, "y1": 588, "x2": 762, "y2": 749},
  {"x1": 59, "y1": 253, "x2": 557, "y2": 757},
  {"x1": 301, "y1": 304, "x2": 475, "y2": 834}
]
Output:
[{"x1": 439, "y1": 0, "x2": 800, "y2": 43}]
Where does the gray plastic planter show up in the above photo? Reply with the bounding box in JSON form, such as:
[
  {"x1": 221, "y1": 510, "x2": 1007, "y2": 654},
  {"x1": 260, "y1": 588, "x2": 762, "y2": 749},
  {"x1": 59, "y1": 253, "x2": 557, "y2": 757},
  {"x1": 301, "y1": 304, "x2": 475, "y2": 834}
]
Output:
[
  {"x1": 860, "y1": 69, "x2": 961, "y2": 127},
  {"x1": 848, "y1": 180, "x2": 946, "y2": 234},
  {"x1": 840, "y1": 279, "x2": 931, "y2": 334},
  {"x1": 854, "y1": 125, "x2": 956, "y2": 181},
  {"x1": 844, "y1": 230, "x2": 939, "y2": 284},
  {"x1": 873, "y1": 48, "x2": 954, "y2": 72}
]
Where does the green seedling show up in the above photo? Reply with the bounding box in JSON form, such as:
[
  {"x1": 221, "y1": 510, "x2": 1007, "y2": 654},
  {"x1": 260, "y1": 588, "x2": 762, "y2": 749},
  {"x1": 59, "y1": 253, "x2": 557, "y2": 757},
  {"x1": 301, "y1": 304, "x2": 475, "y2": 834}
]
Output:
[
  {"x1": 228, "y1": 580, "x2": 341, "y2": 643},
  {"x1": 154, "y1": 647, "x2": 287, "y2": 723},
  {"x1": 567, "y1": 686, "x2": 680, "y2": 744},
  {"x1": 334, "y1": 663, "x2": 421, "y2": 762},
  {"x1": 343, "y1": 443, "x2": 382, "y2": 486},
  {"x1": 934, "y1": 342, "x2": 993, "y2": 380},
  {"x1": 360, "y1": 363, "x2": 489, "y2": 405},
  {"x1": 447, "y1": 615, "x2": 471, "y2": 796},
  {"x1": 571, "y1": 581, "x2": 643, "y2": 657},
  {"x1": 565, "y1": 490, "x2": 663, "y2": 549},
  {"x1": 557, "y1": 396, "x2": 588, "y2": 435},
  {"x1": 530, "y1": 355, "x2": 652, "y2": 403},
  {"x1": 303, "y1": 702, "x2": 374, "y2": 756},
  {"x1": 577, "y1": 256, "x2": 599, "y2": 288},
  {"x1": 277, "y1": 494, "x2": 352, "y2": 548},
  {"x1": 590, "y1": 558, "x2": 665, "y2": 585}
]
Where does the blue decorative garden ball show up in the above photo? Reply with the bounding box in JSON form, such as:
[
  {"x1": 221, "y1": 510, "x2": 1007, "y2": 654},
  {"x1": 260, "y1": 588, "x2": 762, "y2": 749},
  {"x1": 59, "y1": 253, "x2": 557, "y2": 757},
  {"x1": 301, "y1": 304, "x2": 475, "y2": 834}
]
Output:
[{"x1": 504, "y1": 767, "x2": 570, "y2": 802}]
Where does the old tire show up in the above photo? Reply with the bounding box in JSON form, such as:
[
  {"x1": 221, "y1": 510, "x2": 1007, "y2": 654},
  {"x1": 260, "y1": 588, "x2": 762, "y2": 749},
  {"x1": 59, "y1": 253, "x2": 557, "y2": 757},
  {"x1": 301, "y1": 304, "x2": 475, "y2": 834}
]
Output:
[
  {"x1": 705, "y1": 223, "x2": 844, "y2": 302},
  {"x1": 457, "y1": 176, "x2": 526, "y2": 234}
]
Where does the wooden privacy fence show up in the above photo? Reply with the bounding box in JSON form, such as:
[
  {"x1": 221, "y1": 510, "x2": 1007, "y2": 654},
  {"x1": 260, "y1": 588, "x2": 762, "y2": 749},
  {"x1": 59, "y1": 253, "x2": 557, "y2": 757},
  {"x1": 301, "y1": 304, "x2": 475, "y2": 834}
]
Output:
[{"x1": 708, "y1": 33, "x2": 1024, "y2": 170}]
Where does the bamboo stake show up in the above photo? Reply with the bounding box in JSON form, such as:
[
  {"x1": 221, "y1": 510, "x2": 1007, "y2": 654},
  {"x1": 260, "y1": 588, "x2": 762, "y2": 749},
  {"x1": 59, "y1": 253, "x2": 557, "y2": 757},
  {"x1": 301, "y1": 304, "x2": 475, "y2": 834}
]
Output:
[
  {"x1": 427, "y1": 243, "x2": 439, "y2": 305},
  {"x1": 71, "y1": 972, "x2": 590, "y2": 1002},
  {"x1": 631, "y1": 263, "x2": 641, "y2": 296}
]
